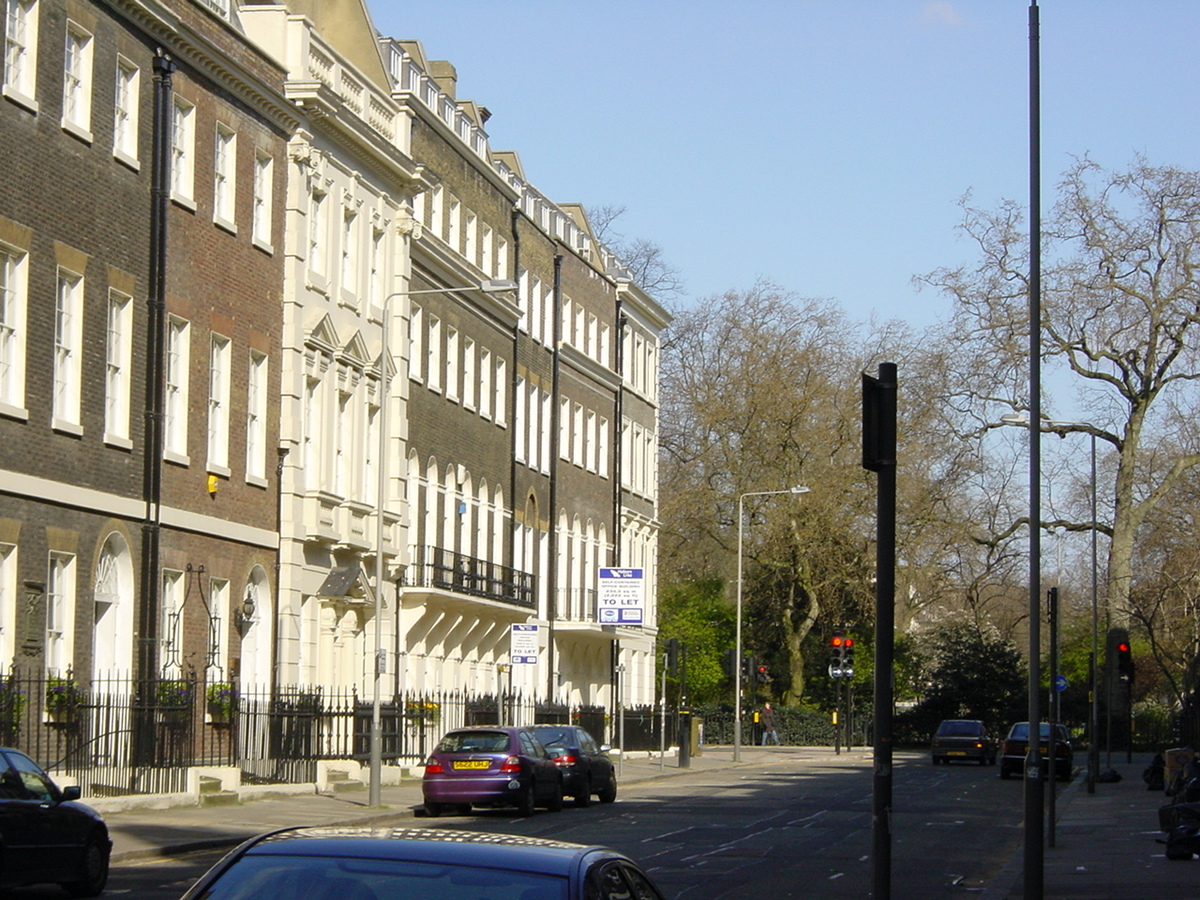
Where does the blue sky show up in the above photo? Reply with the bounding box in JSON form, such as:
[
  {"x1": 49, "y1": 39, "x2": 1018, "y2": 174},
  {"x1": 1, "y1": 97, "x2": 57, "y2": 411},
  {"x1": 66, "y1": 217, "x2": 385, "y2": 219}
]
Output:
[{"x1": 370, "y1": 2, "x2": 1200, "y2": 329}]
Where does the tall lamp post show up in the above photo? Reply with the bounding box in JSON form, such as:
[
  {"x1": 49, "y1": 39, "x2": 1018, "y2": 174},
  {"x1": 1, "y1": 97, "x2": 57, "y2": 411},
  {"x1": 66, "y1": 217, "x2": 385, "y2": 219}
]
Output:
[
  {"x1": 735, "y1": 485, "x2": 810, "y2": 762},
  {"x1": 369, "y1": 278, "x2": 516, "y2": 805},
  {"x1": 1001, "y1": 412, "x2": 1102, "y2": 794}
]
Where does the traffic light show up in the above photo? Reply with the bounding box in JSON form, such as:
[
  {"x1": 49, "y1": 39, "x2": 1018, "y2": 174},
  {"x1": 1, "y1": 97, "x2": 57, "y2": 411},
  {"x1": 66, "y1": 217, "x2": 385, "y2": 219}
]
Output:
[
  {"x1": 722, "y1": 648, "x2": 736, "y2": 678},
  {"x1": 756, "y1": 664, "x2": 770, "y2": 684},
  {"x1": 1117, "y1": 641, "x2": 1134, "y2": 683},
  {"x1": 842, "y1": 637, "x2": 855, "y2": 676},
  {"x1": 742, "y1": 655, "x2": 756, "y2": 682},
  {"x1": 830, "y1": 632, "x2": 846, "y2": 667},
  {"x1": 666, "y1": 638, "x2": 680, "y2": 675}
]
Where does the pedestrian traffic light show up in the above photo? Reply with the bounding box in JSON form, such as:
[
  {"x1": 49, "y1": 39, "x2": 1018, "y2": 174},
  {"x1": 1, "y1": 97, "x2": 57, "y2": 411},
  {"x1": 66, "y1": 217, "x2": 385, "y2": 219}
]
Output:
[
  {"x1": 756, "y1": 664, "x2": 770, "y2": 684},
  {"x1": 1117, "y1": 641, "x2": 1134, "y2": 683}
]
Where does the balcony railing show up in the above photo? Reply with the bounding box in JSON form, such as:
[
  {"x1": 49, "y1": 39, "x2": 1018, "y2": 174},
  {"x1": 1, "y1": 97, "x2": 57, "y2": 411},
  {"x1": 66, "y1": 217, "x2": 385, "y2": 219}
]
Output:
[{"x1": 405, "y1": 546, "x2": 535, "y2": 609}]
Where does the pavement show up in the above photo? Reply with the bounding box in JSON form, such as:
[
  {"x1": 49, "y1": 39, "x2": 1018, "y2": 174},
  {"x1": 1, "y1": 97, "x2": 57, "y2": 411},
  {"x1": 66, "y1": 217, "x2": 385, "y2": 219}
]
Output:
[{"x1": 92, "y1": 745, "x2": 1193, "y2": 899}]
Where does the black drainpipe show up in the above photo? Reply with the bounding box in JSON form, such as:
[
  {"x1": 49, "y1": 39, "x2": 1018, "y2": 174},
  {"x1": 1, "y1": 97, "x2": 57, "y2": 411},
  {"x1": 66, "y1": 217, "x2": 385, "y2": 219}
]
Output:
[
  {"x1": 136, "y1": 48, "x2": 174, "y2": 761},
  {"x1": 546, "y1": 253, "x2": 563, "y2": 699},
  {"x1": 507, "y1": 207, "x2": 521, "y2": 605}
]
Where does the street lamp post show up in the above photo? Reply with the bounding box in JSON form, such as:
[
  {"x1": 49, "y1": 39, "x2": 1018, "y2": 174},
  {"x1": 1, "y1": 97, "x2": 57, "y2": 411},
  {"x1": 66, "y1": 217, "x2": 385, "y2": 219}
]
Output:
[
  {"x1": 369, "y1": 278, "x2": 516, "y2": 805},
  {"x1": 735, "y1": 485, "x2": 810, "y2": 762}
]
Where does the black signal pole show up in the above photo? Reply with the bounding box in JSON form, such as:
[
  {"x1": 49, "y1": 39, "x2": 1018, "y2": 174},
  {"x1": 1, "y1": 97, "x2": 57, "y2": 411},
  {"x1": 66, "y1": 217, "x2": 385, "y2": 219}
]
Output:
[{"x1": 863, "y1": 361, "x2": 897, "y2": 900}]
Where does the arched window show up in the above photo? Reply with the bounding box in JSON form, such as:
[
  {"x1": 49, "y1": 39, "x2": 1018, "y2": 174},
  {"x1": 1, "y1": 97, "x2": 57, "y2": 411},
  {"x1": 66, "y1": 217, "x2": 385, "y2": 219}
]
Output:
[{"x1": 92, "y1": 532, "x2": 134, "y2": 680}]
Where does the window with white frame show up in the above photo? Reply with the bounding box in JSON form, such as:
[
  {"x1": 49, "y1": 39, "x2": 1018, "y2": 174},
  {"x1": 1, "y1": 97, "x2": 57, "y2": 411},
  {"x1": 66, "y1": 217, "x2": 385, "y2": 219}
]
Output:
[
  {"x1": 430, "y1": 185, "x2": 443, "y2": 236},
  {"x1": 0, "y1": 244, "x2": 28, "y2": 412},
  {"x1": 340, "y1": 205, "x2": 358, "y2": 300},
  {"x1": 160, "y1": 569, "x2": 183, "y2": 677},
  {"x1": 334, "y1": 388, "x2": 350, "y2": 497},
  {"x1": 164, "y1": 316, "x2": 189, "y2": 459},
  {"x1": 208, "y1": 578, "x2": 228, "y2": 675},
  {"x1": 496, "y1": 238, "x2": 508, "y2": 280},
  {"x1": 409, "y1": 304, "x2": 424, "y2": 382},
  {"x1": 368, "y1": 227, "x2": 383, "y2": 309},
  {"x1": 3, "y1": 0, "x2": 39, "y2": 105},
  {"x1": 513, "y1": 376, "x2": 526, "y2": 463},
  {"x1": 62, "y1": 20, "x2": 92, "y2": 136},
  {"x1": 481, "y1": 224, "x2": 493, "y2": 276},
  {"x1": 245, "y1": 350, "x2": 267, "y2": 482},
  {"x1": 213, "y1": 124, "x2": 236, "y2": 228},
  {"x1": 113, "y1": 57, "x2": 138, "y2": 163},
  {"x1": 598, "y1": 416, "x2": 609, "y2": 476},
  {"x1": 308, "y1": 187, "x2": 326, "y2": 276},
  {"x1": 46, "y1": 552, "x2": 75, "y2": 675},
  {"x1": 170, "y1": 95, "x2": 195, "y2": 203},
  {"x1": 517, "y1": 268, "x2": 529, "y2": 333},
  {"x1": 463, "y1": 338, "x2": 475, "y2": 410},
  {"x1": 526, "y1": 383, "x2": 538, "y2": 470},
  {"x1": 53, "y1": 268, "x2": 83, "y2": 429},
  {"x1": 0, "y1": 543, "x2": 14, "y2": 668},
  {"x1": 585, "y1": 410, "x2": 596, "y2": 472},
  {"x1": 252, "y1": 151, "x2": 272, "y2": 248},
  {"x1": 427, "y1": 316, "x2": 441, "y2": 391},
  {"x1": 447, "y1": 196, "x2": 460, "y2": 251},
  {"x1": 558, "y1": 397, "x2": 570, "y2": 460},
  {"x1": 479, "y1": 348, "x2": 491, "y2": 419},
  {"x1": 302, "y1": 375, "x2": 321, "y2": 490},
  {"x1": 464, "y1": 211, "x2": 477, "y2": 264},
  {"x1": 494, "y1": 358, "x2": 506, "y2": 426},
  {"x1": 529, "y1": 275, "x2": 541, "y2": 343},
  {"x1": 572, "y1": 402, "x2": 584, "y2": 466},
  {"x1": 539, "y1": 391, "x2": 550, "y2": 474},
  {"x1": 445, "y1": 327, "x2": 458, "y2": 401},
  {"x1": 541, "y1": 282, "x2": 554, "y2": 343},
  {"x1": 207, "y1": 333, "x2": 231, "y2": 471},
  {"x1": 105, "y1": 290, "x2": 132, "y2": 443},
  {"x1": 365, "y1": 401, "x2": 379, "y2": 505}
]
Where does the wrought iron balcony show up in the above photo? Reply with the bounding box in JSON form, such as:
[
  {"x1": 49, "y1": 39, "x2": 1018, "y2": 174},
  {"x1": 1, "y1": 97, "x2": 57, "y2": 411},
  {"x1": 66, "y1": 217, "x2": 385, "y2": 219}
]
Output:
[{"x1": 403, "y1": 546, "x2": 535, "y2": 610}]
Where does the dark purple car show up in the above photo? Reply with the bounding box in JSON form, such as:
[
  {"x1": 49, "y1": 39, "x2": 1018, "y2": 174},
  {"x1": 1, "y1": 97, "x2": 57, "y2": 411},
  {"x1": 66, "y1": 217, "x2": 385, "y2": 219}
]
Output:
[
  {"x1": 178, "y1": 826, "x2": 667, "y2": 900},
  {"x1": 422, "y1": 726, "x2": 563, "y2": 817}
]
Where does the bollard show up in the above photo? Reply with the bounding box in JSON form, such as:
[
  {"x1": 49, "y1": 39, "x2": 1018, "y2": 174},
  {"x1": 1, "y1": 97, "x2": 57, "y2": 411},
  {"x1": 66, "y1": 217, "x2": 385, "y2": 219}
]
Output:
[{"x1": 678, "y1": 709, "x2": 692, "y2": 768}]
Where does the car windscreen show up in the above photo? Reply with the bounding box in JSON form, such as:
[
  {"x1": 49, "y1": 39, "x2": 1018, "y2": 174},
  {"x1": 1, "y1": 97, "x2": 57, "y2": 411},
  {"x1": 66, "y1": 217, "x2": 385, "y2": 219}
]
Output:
[
  {"x1": 532, "y1": 728, "x2": 572, "y2": 748},
  {"x1": 199, "y1": 854, "x2": 569, "y2": 900},
  {"x1": 435, "y1": 732, "x2": 511, "y2": 754}
]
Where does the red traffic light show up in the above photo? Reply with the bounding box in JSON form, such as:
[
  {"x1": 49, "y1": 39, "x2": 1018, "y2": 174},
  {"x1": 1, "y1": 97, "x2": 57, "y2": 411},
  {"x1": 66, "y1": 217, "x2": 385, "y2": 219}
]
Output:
[
  {"x1": 1118, "y1": 642, "x2": 1130, "y2": 653},
  {"x1": 831, "y1": 636, "x2": 844, "y2": 647},
  {"x1": 757, "y1": 665, "x2": 768, "y2": 674},
  {"x1": 844, "y1": 638, "x2": 854, "y2": 648}
]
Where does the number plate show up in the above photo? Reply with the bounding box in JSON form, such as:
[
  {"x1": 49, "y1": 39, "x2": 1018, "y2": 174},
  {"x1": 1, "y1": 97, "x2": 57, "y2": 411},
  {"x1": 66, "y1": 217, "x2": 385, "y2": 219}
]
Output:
[
  {"x1": 948, "y1": 751, "x2": 966, "y2": 756},
  {"x1": 452, "y1": 760, "x2": 491, "y2": 770}
]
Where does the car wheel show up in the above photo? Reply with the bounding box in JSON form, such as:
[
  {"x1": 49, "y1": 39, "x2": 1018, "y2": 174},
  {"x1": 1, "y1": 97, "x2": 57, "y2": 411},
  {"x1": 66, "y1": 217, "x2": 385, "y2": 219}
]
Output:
[
  {"x1": 978, "y1": 754, "x2": 988, "y2": 767},
  {"x1": 999, "y1": 765, "x2": 1011, "y2": 780},
  {"x1": 546, "y1": 780, "x2": 564, "y2": 812},
  {"x1": 931, "y1": 756, "x2": 940, "y2": 766},
  {"x1": 64, "y1": 833, "x2": 110, "y2": 898},
  {"x1": 598, "y1": 774, "x2": 617, "y2": 804},
  {"x1": 456, "y1": 803, "x2": 473, "y2": 815},
  {"x1": 516, "y1": 784, "x2": 536, "y2": 817},
  {"x1": 574, "y1": 778, "x2": 593, "y2": 807},
  {"x1": 424, "y1": 802, "x2": 444, "y2": 818}
]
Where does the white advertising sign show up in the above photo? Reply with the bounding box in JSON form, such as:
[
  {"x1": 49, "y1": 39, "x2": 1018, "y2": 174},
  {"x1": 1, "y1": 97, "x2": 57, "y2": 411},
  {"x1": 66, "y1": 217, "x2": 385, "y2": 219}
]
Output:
[
  {"x1": 597, "y1": 568, "x2": 645, "y2": 626},
  {"x1": 510, "y1": 623, "x2": 539, "y2": 664}
]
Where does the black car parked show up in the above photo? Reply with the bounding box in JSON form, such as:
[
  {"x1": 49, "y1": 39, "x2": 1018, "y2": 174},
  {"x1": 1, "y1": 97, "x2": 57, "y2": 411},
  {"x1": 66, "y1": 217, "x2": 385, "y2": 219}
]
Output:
[
  {"x1": 931, "y1": 719, "x2": 997, "y2": 766},
  {"x1": 0, "y1": 747, "x2": 111, "y2": 896},
  {"x1": 532, "y1": 725, "x2": 617, "y2": 807}
]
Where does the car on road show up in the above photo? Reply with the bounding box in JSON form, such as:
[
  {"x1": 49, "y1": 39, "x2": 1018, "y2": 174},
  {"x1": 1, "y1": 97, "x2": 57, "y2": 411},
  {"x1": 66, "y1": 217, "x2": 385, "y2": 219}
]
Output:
[
  {"x1": 422, "y1": 726, "x2": 564, "y2": 816},
  {"x1": 998, "y1": 721, "x2": 1073, "y2": 780},
  {"x1": 531, "y1": 724, "x2": 617, "y2": 807},
  {"x1": 930, "y1": 719, "x2": 997, "y2": 766},
  {"x1": 0, "y1": 746, "x2": 111, "y2": 896},
  {"x1": 179, "y1": 826, "x2": 668, "y2": 900}
]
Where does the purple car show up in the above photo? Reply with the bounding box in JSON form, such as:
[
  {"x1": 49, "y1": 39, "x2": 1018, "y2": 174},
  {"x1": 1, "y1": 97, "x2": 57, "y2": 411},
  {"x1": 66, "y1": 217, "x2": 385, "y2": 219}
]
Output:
[{"x1": 422, "y1": 726, "x2": 564, "y2": 817}]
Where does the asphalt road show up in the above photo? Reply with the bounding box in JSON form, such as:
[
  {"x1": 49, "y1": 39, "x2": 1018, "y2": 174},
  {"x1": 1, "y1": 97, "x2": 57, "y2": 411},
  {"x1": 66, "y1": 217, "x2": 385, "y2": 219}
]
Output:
[{"x1": 10, "y1": 750, "x2": 1071, "y2": 900}]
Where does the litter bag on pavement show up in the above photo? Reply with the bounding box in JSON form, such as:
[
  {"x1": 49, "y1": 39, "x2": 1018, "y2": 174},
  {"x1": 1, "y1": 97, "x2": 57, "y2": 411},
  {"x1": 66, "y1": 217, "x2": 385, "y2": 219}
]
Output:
[
  {"x1": 1159, "y1": 802, "x2": 1200, "y2": 833},
  {"x1": 1164, "y1": 824, "x2": 1200, "y2": 860}
]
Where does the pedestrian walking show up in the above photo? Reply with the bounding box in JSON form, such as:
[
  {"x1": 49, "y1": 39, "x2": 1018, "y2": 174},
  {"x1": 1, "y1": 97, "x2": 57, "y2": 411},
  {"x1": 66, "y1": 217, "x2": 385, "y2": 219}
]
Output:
[{"x1": 761, "y1": 702, "x2": 780, "y2": 745}]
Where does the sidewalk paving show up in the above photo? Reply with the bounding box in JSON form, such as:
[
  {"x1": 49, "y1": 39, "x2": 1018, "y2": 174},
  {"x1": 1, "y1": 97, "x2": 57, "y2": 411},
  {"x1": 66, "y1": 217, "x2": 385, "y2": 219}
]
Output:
[{"x1": 97, "y1": 745, "x2": 1195, "y2": 900}]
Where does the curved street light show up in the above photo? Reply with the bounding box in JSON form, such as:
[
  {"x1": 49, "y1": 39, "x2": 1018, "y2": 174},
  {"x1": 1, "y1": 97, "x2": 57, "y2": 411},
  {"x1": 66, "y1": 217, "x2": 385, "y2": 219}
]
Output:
[
  {"x1": 369, "y1": 278, "x2": 517, "y2": 805},
  {"x1": 735, "y1": 485, "x2": 810, "y2": 761}
]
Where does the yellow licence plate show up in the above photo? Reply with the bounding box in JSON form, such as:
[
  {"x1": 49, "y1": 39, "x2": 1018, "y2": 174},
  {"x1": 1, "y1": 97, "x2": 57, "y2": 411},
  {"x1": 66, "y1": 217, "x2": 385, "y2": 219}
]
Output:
[{"x1": 452, "y1": 760, "x2": 491, "y2": 770}]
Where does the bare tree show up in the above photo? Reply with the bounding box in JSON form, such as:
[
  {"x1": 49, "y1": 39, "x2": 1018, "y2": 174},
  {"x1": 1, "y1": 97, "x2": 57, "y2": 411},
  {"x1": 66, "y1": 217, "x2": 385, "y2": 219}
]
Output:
[
  {"x1": 583, "y1": 204, "x2": 684, "y2": 305},
  {"x1": 921, "y1": 157, "x2": 1200, "y2": 700}
]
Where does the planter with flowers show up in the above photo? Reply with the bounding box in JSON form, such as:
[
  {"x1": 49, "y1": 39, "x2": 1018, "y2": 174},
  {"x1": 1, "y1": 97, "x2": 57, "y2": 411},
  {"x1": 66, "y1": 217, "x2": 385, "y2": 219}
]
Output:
[
  {"x1": 157, "y1": 679, "x2": 194, "y2": 727},
  {"x1": 45, "y1": 676, "x2": 84, "y2": 724},
  {"x1": 404, "y1": 700, "x2": 441, "y2": 725},
  {"x1": 206, "y1": 682, "x2": 237, "y2": 725}
]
